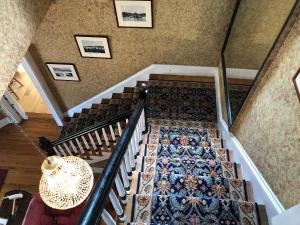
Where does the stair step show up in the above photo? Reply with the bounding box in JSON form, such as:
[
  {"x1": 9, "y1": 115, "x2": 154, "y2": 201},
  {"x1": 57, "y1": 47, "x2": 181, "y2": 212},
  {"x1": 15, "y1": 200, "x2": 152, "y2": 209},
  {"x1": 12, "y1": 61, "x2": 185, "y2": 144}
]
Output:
[
  {"x1": 101, "y1": 98, "x2": 110, "y2": 104},
  {"x1": 141, "y1": 156, "x2": 240, "y2": 179},
  {"x1": 130, "y1": 194, "x2": 261, "y2": 225},
  {"x1": 137, "y1": 172, "x2": 249, "y2": 201},
  {"x1": 143, "y1": 144, "x2": 230, "y2": 162},
  {"x1": 149, "y1": 74, "x2": 215, "y2": 83},
  {"x1": 112, "y1": 93, "x2": 122, "y2": 99},
  {"x1": 148, "y1": 118, "x2": 217, "y2": 129}
]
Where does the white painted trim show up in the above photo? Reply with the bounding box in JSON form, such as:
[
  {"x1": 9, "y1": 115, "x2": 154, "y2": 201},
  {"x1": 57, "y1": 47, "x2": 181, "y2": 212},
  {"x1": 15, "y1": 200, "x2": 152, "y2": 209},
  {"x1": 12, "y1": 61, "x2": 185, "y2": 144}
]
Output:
[
  {"x1": 271, "y1": 204, "x2": 300, "y2": 225},
  {"x1": 21, "y1": 52, "x2": 64, "y2": 126},
  {"x1": 215, "y1": 68, "x2": 284, "y2": 221},
  {"x1": 226, "y1": 68, "x2": 258, "y2": 80},
  {"x1": 4, "y1": 90, "x2": 28, "y2": 120},
  {"x1": 0, "y1": 117, "x2": 10, "y2": 128},
  {"x1": 0, "y1": 97, "x2": 22, "y2": 123},
  {"x1": 66, "y1": 64, "x2": 217, "y2": 117}
]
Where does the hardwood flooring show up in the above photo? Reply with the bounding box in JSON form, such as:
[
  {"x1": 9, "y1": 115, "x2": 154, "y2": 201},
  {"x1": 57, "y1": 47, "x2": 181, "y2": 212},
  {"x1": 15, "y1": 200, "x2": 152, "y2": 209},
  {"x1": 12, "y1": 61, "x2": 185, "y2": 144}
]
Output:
[{"x1": 0, "y1": 114, "x2": 59, "y2": 201}]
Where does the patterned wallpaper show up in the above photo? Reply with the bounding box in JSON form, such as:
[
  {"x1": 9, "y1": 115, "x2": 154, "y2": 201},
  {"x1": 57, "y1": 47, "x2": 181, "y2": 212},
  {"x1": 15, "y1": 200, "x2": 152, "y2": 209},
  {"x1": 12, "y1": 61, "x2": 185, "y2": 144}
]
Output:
[
  {"x1": 231, "y1": 16, "x2": 300, "y2": 208},
  {"x1": 31, "y1": 0, "x2": 236, "y2": 111},
  {"x1": 224, "y1": 0, "x2": 296, "y2": 70},
  {"x1": 0, "y1": 0, "x2": 51, "y2": 98}
]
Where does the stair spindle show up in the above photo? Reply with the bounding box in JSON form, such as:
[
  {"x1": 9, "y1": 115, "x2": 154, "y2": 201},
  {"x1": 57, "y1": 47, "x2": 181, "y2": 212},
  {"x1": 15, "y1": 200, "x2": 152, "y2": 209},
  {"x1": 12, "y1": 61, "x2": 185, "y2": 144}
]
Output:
[
  {"x1": 114, "y1": 173, "x2": 127, "y2": 204},
  {"x1": 102, "y1": 128, "x2": 110, "y2": 147},
  {"x1": 117, "y1": 122, "x2": 123, "y2": 136},
  {"x1": 108, "y1": 190, "x2": 126, "y2": 222},
  {"x1": 109, "y1": 125, "x2": 117, "y2": 145},
  {"x1": 123, "y1": 150, "x2": 132, "y2": 179},
  {"x1": 101, "y1": 209, "x2": 116, "y2": 225},
  {"x1": 69, "y1": 140, "x2": 78, "y2": 154},
  {"x1": 120, "y1": 161, "x2": 131, "y2": 194},
  {"x1": 52, "y1": 146, "x2": 61, "y2": 156},
  {"x1": 63, "y1": 143, "x2": 73, "y2": 155},
  {"x1": 57, "y1": 145, "x2": 67, "y2": 156},
  {"x1": 87, "y1": 133, "x2": 97, "y2": 151}
]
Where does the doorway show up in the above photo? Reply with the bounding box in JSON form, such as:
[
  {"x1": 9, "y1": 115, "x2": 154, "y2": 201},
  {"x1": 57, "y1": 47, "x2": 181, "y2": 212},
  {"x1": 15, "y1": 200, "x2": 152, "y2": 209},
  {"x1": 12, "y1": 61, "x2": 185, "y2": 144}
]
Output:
[{"x1": 8, "y1": 64, "x2": 50, "y2": 115}]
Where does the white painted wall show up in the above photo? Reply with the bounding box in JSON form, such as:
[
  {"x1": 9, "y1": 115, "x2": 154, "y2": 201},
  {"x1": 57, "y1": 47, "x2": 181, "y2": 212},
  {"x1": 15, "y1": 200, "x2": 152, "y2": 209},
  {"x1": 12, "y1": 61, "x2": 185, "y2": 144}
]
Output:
[{"x1": 21, "y1": 52, "x2": 64, "y2": 126}]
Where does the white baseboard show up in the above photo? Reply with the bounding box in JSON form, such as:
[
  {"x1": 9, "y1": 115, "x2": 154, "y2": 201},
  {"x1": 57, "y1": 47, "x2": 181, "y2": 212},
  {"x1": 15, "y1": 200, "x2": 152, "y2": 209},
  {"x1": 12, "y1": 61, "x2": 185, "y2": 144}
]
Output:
[
  {"x1": 65, "y1": 64, "x2": 217, "y2": 117},
  {"x1": 218, "y1": 118, "x2": 285, "y2": 221},
  {"x1": 0, "y1": 117, "x2": 10, "y2": 128},
  {"x1": 226, "y1": 68, "x2": 258, "y2": 80}
]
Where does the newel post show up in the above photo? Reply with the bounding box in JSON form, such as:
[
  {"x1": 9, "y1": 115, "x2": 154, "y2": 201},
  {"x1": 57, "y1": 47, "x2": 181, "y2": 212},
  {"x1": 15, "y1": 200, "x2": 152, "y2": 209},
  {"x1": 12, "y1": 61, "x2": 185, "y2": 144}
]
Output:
[
  {"x1": 139, "y1": 82, "x2": 149, "y2": 133},
  {"x1": 38, "y1": 136, "x2": 56, "y2": 156}
]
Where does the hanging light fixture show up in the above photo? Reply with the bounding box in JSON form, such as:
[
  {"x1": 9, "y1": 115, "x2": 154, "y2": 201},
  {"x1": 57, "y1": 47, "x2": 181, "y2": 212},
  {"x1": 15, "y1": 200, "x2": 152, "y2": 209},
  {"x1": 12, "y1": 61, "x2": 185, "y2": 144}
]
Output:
[{"x1": 39, "y1": 156, "x2": 94, "y2": 210}]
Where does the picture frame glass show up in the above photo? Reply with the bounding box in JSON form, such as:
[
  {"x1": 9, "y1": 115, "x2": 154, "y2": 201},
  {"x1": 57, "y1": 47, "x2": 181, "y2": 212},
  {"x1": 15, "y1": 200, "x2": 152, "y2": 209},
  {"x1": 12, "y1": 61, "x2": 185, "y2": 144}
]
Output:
[
  {"x1": 47, "y1": 64, "x2": 79, "y2": 81},
  {"x1": 114, "y1": 0, "x2": 152, "y2": 27},
  {"x1": 75, "y1": 36, "x2": 111, "y2": 58}
]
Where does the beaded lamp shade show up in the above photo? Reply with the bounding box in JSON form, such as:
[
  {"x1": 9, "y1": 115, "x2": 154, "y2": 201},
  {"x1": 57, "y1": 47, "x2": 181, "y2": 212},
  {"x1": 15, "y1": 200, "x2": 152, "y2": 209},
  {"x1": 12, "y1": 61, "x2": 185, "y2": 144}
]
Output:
[{"x1": 39, "y1": 156, "x2": 94, "y2": 210}]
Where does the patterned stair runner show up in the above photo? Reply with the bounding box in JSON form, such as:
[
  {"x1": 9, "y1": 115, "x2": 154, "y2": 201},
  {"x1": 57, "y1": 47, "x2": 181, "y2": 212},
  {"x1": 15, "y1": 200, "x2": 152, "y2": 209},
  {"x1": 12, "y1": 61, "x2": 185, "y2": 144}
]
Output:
[{"x1": 125, "y1": 120, "x2": 262, "y2": 225}]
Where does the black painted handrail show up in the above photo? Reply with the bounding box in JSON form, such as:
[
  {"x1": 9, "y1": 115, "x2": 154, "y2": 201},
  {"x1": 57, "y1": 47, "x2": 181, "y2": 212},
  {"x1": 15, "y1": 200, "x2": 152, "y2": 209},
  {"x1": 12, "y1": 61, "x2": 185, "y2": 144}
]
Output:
[
  {"x1": 52, "y1": 112, "x2": 131, "y2": 146},
  {"x1": 76, "y1": 98, "x2": 145, "y2": 225}
]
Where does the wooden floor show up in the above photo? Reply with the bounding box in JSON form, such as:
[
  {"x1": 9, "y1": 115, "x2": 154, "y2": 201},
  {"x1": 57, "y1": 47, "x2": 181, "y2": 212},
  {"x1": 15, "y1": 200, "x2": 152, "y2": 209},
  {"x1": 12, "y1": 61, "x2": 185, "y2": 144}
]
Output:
[
  {"x1": 9, "y1": 65, "x2": 50, "y2": 114},
  {"x1": 0, "y1": 114, "x2": 59, "y2": 201}
]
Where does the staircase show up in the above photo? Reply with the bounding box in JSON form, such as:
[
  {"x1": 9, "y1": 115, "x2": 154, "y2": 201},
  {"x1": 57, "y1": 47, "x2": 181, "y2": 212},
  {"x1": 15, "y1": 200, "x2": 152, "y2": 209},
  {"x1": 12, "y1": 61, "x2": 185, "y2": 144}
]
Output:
[
  {"x1": 40, "y1": 75, "x2": 268, "y2": 225},
  {"x1": 124, "y1": 118, "x2": 267, "y2": 224}
]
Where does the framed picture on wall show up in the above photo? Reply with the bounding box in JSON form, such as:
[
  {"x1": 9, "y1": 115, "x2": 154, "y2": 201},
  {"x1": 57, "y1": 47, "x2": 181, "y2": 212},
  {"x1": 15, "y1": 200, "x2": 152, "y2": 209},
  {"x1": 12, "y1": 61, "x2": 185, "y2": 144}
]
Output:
[
  {"x1": 46, "y1": 63, "x2": 80, "y2": 81},
  {"x1": 114, "y1": 0, "x2": 153, "y2": 28},
  {"x1": 293, "y1": 68, "x2": 300, "y2": 102},
  {"x1": 74, "y1": 35, "x2": 112, "y2": 58}
]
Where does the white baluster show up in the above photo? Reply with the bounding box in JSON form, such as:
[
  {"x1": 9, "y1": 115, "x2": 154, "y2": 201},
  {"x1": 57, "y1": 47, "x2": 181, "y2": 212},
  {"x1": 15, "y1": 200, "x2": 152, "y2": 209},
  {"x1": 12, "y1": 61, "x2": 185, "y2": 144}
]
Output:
[
  {"x1": 102, "y1": 128, "x2": 110, "y2": 147},
  {"x1": 130, "y1": 137, "x2": 138, "y2": 157},
  {"x1": 52, "y1": 147, "x2": 61, "y2": 156},
  {"x1": 120, "y1": 161, "x2": 131, "y2": 194},
  {"x1": 109, "y1": 125, "x2": 116, "y2": 145},
  {"x1": 117, "y1": 122, "x2": 123, "y2": 136},
  {"x1": 125, "y1": 118, "x2": 129, "y2": 124},
  {"x1": 81, "y1": 136, "x2": 90, "y2": 150},
  {"x1": 69, "y1": 140, "x2": 78, "y2": 154},
  {"x1": 133, "y1": 129, "x2": 139, "y2": 155},
  {"x1": 127, "y1": 144, "x2": 136, "y2": 171},
  {"x1": 124, "y1": 151, "x2": 132, "y2": 180},
  {"x1": 57, "y1": 145, "x2": 67, "y2": 156},
  {"x1": 101, "y1": 209, "x2": 116, "y2": 225},
  {"x1": 88, "y1": 133, "x2": 97, "y2": 150},
  {"x1": 75, "y1": 138, "x2": 85, "y2": 154},
  {"x1": 109, "y1": 190, "x2": 126, "y2": 222},
  {"x1": 114, "y1": 174, "x2": 127, "y2": 204},
  {"x1": 94, "y1": 130, "x2": 103, "y2": 149},
  {"x1": 63, "y1": 143, "x2": 73, "y2": 155}
]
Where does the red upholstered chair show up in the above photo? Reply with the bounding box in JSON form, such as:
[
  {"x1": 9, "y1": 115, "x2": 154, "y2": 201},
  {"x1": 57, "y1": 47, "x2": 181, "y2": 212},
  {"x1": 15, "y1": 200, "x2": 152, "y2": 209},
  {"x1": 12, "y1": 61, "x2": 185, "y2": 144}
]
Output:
[{"x1": 22, "y1": 194, "x2": 84, "y2": 225}]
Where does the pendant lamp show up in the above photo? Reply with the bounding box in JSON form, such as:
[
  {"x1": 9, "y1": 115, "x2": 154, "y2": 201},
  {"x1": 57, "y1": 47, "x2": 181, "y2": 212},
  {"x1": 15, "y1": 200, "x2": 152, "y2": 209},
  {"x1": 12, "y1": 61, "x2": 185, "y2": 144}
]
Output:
[{"x1": 39, "y1": 156, "x2": 94, "y2": 210}]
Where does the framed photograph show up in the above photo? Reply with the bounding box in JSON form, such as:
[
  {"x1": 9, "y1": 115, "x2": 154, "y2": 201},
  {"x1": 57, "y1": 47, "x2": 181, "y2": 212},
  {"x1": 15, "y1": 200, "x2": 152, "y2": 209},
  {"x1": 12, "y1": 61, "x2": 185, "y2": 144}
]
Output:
[
  {"x1": 114, "y1": 0, "x2": 153, "y2": 28},
  {"x1": 46, "y1": 63, "x2": 80, "y2": 81},
  {"x1": 74, "y1": 35, "x2": 112, "y2": 58},
  {"x1": 293, "y1": 68, "x2": 300, "y2": 102}
]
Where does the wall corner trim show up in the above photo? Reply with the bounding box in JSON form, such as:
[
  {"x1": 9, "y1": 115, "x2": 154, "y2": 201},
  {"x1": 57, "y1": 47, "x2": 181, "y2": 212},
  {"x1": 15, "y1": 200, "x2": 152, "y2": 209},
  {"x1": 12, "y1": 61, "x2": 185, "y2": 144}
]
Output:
[
  {"x1": 218, "y1": 118, "x2": 285, "y2": 221},
  {"x1": 65, "y1": 64, "x2": 218, "y2": 117}
]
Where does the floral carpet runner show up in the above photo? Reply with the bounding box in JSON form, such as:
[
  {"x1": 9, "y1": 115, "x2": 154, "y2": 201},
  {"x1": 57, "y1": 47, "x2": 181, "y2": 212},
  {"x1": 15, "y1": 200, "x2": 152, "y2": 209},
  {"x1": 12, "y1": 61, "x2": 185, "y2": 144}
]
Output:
[{"x1": 128, "y1": 119, "x2": 261, "y2": 225}]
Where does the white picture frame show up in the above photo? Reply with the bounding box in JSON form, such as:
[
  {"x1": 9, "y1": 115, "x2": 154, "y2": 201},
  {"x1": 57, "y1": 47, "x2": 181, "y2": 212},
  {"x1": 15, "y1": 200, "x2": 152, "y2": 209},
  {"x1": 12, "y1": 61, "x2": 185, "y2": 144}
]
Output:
[
  {"x1": 46, "y1": 63, "x2": 80, "y2": 81},
  {"x1": 114, "y1": 0, "x2": 153, "y2": 28},
  {"x1": 74, "y1": 35, "x2": 112, "y2": 58}
]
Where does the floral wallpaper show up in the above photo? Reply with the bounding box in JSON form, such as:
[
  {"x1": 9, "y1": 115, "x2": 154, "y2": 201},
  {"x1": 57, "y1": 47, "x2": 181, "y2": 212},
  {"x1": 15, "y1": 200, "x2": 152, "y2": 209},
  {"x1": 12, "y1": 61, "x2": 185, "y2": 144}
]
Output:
[
  {"x1": 232, "y1": 15, "x2": 300, "y2": 208},
  {"x1": 0, "y1": 0, "x2": 51, "y2": 98},
  {"x1": 31, "y1": 0, "x2": 236, "y2": 111},
  {"x1": 224, "y1": 0, "x2": 296, "y2": 70}
]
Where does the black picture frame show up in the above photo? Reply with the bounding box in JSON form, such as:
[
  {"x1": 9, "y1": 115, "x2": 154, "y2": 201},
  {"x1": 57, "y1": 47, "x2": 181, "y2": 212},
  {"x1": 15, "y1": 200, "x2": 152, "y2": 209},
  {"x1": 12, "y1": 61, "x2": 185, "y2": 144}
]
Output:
[
  {"x1": 113, "y1": 0, "x2": 153, "y2": 28},
  {"x1": 46, "y1": 63, "x2": 80, "y2": 81},
  {"x1": 74, "y1": 35, "x2": 112, "y2": 59}
]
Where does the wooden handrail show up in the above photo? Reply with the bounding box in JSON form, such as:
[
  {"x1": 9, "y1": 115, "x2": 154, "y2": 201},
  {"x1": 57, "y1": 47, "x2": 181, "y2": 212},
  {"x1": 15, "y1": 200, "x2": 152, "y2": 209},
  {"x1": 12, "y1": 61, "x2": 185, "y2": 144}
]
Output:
[{"x1": 76, "y1": 98, "x2": 146, "y2": 225}]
